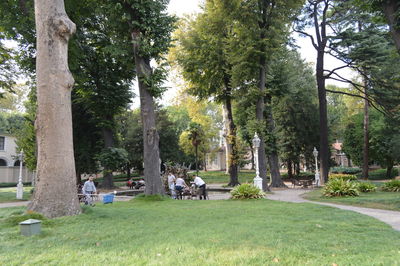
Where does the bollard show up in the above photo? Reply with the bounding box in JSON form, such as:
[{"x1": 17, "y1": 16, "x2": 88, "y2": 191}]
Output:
[{"x1": 20, "y1": 219, "x2": 41, "y2": 236}]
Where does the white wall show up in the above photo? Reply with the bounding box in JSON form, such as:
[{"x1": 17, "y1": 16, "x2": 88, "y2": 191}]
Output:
[{"x1": 0, "y1": 134, "x2": 18, "y2": 166}]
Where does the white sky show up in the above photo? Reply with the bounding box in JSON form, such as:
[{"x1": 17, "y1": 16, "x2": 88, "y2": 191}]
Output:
[{"x1": 132, "y1": 0, "x2": 355, "y2": 108}]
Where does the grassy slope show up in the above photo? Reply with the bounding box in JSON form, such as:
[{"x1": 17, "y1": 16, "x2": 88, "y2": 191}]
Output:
[
  {"x1": 304, "y1": 189, "x2": 400, "y2": 212},
  {"x1": 1, "y1": 199, "x2": 400, "y2": 265},
  {"x1": 0, "y1": 187, "x2": 31, "y2": 203}
]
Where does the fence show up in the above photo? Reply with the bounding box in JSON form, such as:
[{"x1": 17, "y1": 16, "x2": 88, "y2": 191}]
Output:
[{"x1": 0, "y1": 166, "x2": 34, "y2": 183}]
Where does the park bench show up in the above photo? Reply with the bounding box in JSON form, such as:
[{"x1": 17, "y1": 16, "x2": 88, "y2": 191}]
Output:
[{"x1": 291, "y1": 178, "x2": 314, "y2": 189}]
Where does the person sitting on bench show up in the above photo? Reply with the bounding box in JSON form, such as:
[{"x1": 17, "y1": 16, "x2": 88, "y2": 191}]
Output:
[{"x1": 193, "y1": 176, "x2": 207, "y2": 200}]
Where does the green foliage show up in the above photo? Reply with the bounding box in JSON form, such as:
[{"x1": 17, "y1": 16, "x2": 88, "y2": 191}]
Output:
[
  {"x1": 281, "y1": 172, "x2": 315, "y2": 180},
  {"x1": 272, "y1": 51, "x2": 320, "y2": 168},
  {"x1": 359, "y1": 168, "x2": 399, "y2": 180},
  {"x1": 331, "y1": 167, "x2": 362, "y2": 175},
  {"x1": 323, "y1": 179, "x2": 360, "y2": 197},
  {"x1": 381, "y1": 180, "x2": 400, "y2": 192},
  {"x1": 4, "y1": 211, "x2": 47, "y2": 226},
  {"x1": 107, "y1": 0, "x2": 177, "y2": 97},
  {"x1": 96, "y1": 147, "x2": 129, "y2": 172},
  {"x1": 14, "y1": 87, "x2": 36, "y2": 171},
  {"x1": 358, "y1": 182, "x2": 377, "y2": 193},
  {"x1": 230, "y1": 184, "x2": 265, "y2": 199},
  {"x1": 329, "y1": 174, "x2": 358, "y2": 181}
]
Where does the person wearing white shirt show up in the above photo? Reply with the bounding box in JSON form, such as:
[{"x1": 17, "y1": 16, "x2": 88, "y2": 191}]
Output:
[
  {"x1": 175, "y1": 177, "x2": 187, "y2": 200},
  {"x1": 82, "y1": 176, "x2": 97, "y2": 206},
  {"x1": 167, "y1": 173, "x2": 176, "y2": 199},
  {"x1": 193, "y1": 176, "x2": 207, "y2": 200}
]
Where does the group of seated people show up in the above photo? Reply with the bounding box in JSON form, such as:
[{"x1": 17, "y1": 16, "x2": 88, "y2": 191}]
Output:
[
  {"x1": 127, "y1": 178, "x2": 145, "y2": 189},
  {"x1": 167, "y1": 173, "x2": 207, "y2": 200}
]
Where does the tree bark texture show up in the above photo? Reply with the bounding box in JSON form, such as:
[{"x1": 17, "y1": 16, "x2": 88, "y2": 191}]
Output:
[
  {"x1": 287, "y1": 160, "x2": 293, "y2": 180},
  {"x1": 316, "y1": 49, "x2": 329, "y2": 185},
  {"x1": 101, "y1": 127, "x2": 115, "y2": 188},
  {"x1": 132, "y1": 31, "x2": 163, "y2": 195},
  {"x1": 382, "y1": 0, "x2": 400, "y2": 54},
  {"x1": 28, "y1": 0, "x2": 81, "y2": 218},
  {"x1": 312, "y1": 1, "x2": 330, "y2": 185},
  {"x1": 256, "y1": 64, "x2": 270, "y2": 192},
  {"x1": 265, "y1": 97, "x2": 285, "y2": 188},
  {"x1": 223, "y1": 97, "x2": 240, "y2": 186},
  {"x1": 362, "y1": 84, "x2": 369, "y2": 180},
  {"x1": 222, "y1": 105, "x2": 229, "y2": 174}
]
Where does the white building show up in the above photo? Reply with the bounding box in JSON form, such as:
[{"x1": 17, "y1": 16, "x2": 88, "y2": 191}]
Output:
[
  {"x1": 0, "y1": 132, "x2": 33, "y2": 183},
  {"x1": 0, "y1": 132, "x2": 19, "y2": 166}
]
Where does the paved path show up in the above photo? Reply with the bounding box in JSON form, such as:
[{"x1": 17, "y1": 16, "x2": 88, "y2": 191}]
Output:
[
  {"x1": 0, "y1": 201, "x2": 29, "y2": 208},
  {"x1": 267, "y1": 189, "x2": 400, "y2": 231}
]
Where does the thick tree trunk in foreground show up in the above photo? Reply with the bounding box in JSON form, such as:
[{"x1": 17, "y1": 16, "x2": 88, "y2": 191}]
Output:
[
  {"x1": 132, "y1": 31, "x2": 163, "y2": 195},
  {"x1": 223, "y1": 97, "x2": 240, "y2": 187},
  {"x1": 382, "y1": 0, "x2": 400, "y2": 54},
  {"x1": 101, "y1": 127, "x2": 115, "y2": 188},
  {"x1": 362, "y1": 85, "x2": 369, "y2": 180},
  {"x1": 28, "y1": 0, "x2": 81, "y2": 218}
]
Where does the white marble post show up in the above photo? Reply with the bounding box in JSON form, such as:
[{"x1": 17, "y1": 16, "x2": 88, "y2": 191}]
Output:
[
  {"x1": 16, "y1": 150, "x2": 24, "y2": 199},
  {"x1": 253, "y1": 133, "x2": 262, "y2": 189}
]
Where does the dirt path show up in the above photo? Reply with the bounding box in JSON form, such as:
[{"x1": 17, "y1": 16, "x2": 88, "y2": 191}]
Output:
[{"x1": 267, "y1": 189, "x2": 400, "y2": 231}]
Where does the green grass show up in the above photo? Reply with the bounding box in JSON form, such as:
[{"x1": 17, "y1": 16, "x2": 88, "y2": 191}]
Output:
[
  {"x1": 304, "y1": 188, "x2": 400, "y2": 211},
  {"x1": 197, "y1": 170, "x2": 257, "y2": 184},
  {"x1": 1, "y1": 199, "x2": 400, "y2": 265},
  {"x1": 0, "y1": 187, "x2": 32, "y2": 203}
]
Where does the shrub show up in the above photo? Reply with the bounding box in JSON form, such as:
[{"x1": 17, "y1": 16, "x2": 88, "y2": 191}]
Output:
[
  {"x1": 359, "y1": 168, "x2": 399, "y2": 180},
  {"x1": 330, "y1": 167, "x2": 361, "y2": 175},
  {"x1": 381, "y1": 180, "x2": 400, "y2": 192},
  {"x1": 323, "y1": 179, "x2": 359, "y2": 197},
  {"x1": 328, "y1": 174, "x2": 357, "y2": 181},
  {"x1": 281, "y1": 172, "x2": 314, "y2": 180},
  {"x1": 358, "y1": 182, "x2": 377, "y2": 193},
  {"x1": 230, "y1": 184, "x2": 265, "y2": 199},
  {"x1": 5, "y1": 211, "x2": 47, "y2": 226}
]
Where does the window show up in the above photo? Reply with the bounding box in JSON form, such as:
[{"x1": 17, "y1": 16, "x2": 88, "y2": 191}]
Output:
[{"x1": 0, "y1": 136, "x2": 4, "y2": 150}]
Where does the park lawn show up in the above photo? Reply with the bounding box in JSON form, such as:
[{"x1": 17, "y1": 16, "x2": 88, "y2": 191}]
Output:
[
  {"x1": 197, "y1": 170, "x2": 256, "y2": 184},
  {"x1": 0, "y1": 187, "x2": 31, "y2": 203},
  {"x1": 1, "y1": 198, "x2": 400, "y2": 265},
  {"x1": 304, "y1": 188, "x2": 400, "y2": 211}
]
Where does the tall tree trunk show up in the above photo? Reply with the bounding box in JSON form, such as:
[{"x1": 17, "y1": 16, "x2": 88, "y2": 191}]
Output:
[
  {"x1": 126, "y1": 164, "x2": 131, "y2": 179},
  {"x1": 132, "y1": 30, "x2": 163, "y2": 195},
  {"x1": 362, "y1": 84, "x2": 369, "y2": 180},
  {"x1": 316, "y1": 49, "x2": 329, "y2": 185},
  {"x1": 250, "y1": 143, "x2": 255, "y2": 170},
  {"x1": 256, "y1": 64, "x2": 269, "y2": 191},
  {"x1": 195, "y1": 145, "x2": 199, "y2": 175},
  {"x1": 287, "y1": 160, "x2": 293, "y2": 179},
  {"x1": 265, "y1": 97, "x2": 285, "y2": 188},
  {"x1": 28, "y1": 0, "x2": 81, "y2": 218},
  {"x1": 76, "y1": 170, "x2": 81, "y2": 185},
  {"x1": 386, "y1": 159, "x2": 394, "y2": 179},
  {"x1": 224, "y1": 96, "x2": 240, "y2": 187},
  {"x1": 222, "y1": 105, "x2": 229, "y2": 174},
  {"x1": 382, "y1": 0, "x2": 400, "y2": 54},
  {"x1": 101, "y1": 127, "x2": 115, "y2": 188}
]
